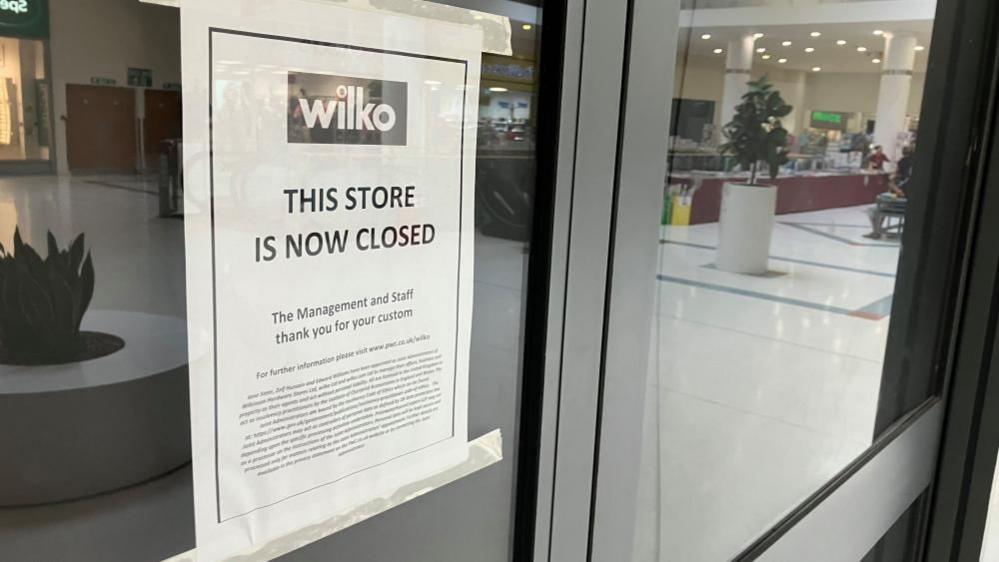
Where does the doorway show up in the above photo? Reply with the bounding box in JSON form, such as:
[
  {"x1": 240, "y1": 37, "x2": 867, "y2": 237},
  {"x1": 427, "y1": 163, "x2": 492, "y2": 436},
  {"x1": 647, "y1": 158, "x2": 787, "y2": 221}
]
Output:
[
  {"x1": 65, "y1": 84, "x2": 136, "y2": 173},
  {"x1": 143, "y1": 88, "x2": 181, "y2": 171}
]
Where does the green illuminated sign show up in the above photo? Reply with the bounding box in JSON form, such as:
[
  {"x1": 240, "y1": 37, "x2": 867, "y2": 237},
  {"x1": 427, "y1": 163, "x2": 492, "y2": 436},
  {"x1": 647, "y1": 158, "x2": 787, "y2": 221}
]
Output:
[
  {"x1": 812, "y1": 111, "x2": 843, "y2": 124},
  {"x1": 810, "y1": 110, "x2": 847, "y2": 130},
  {"x1": 0, "y1": 0, "x2": 48, "y2": 39}
]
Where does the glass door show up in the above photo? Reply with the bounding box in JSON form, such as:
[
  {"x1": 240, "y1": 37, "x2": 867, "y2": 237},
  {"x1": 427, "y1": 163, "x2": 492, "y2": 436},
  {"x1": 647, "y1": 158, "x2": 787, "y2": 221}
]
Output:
[
  {"x1": 569, "y1": 0, "x2": 999, "y2": 559},
  {"x1": 0, "y1": 1, "x2": 577, "y2": 560}
]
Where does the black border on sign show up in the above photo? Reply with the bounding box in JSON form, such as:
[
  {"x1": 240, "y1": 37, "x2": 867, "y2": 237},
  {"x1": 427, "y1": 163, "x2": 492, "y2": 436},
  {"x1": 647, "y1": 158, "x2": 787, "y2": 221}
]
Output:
[{"x1": 207, "y1": 27, "x2": 469, "y2": 524}]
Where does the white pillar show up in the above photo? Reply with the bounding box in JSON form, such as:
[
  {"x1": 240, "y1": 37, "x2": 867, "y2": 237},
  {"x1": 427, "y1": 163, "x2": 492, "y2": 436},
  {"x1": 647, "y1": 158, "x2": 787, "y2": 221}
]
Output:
[
  {"x1": 873, "y1": 33, "x2": 917, "y2": 160},
  {"x1": 720, "y1": 34, "x2": 755, "y2": 130}
]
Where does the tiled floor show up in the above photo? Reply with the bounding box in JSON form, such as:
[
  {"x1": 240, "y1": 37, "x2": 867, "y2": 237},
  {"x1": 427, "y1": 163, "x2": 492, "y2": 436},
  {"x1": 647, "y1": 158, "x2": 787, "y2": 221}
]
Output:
[
  {"x1": 1, "y1": 176, "x2": 950, "y2": 560},
  {"x1": 640, "y1": 205, "x2": 901, "y2": 561}
]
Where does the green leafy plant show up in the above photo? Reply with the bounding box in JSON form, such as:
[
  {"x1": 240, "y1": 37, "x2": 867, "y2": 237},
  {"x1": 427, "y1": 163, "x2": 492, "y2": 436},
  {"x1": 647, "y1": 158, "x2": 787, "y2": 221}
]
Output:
[
  {"x1": 0, "y1": 228, "x2": 95, "y2": 362},
  {"x1": 720, "y1": 76, "x2": 793, "y2": 185}
]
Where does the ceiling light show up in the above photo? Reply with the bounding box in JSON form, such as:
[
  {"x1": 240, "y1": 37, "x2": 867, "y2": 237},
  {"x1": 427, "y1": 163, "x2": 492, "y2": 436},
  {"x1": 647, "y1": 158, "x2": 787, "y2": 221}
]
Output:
[
  {"x1": 812, "y1": 66, "x2": 822, "y2": 72},
  {"x1": 713, "y1": 48, "x2": 724, "y2": 54},
  {"x1": 857, "y1": 46, "x2": 868, "y2": 52},
  {"x1": 756, "y1": 47, "x2": 766, "y2": 53},
  {"x1": 872, "y1": 58, "x2": 882, "y2": 64},
  {"x1": 804, "y1": 47, "x2": 815, "y2": 53},
  {"x1": 753, "y1": 33, "x2": 764, "y2": 39},
  {"x1": 781, "y1": 41, "x2": 792, "y2": 47},
  {"x1": 778, "y1": 58, "x2": 788, "y2": 64},
  {"x1": 522, "y1": 24, "x2": 532, "y2": 30},
  {"x1": 488, "y1": 87, "x2": 508, "y2": 92},
  {"x1": 473, "y1": 14, "x2": 483, "y2": 20},
  {"x1": 836, "y1": 40, "x2": 847, "y2": 46},
  {"x1": 915, "y1": 45, "x2": 926, "y2": 51},
  {"x1": 701, "y1": 33, "x2": 711, "y2": 40},
  {"x1": 424, "y1": 80, "x2": 443, "y2": 85},
  {"x1": 762, "y1": 54, "x2": 772, "y2": 60},
  {"x1": 873, "y1": 30, "x2": 884, "y2": 36},
  {"x1": 810, "y1": 31, "x2": 822, "y2": 37}
]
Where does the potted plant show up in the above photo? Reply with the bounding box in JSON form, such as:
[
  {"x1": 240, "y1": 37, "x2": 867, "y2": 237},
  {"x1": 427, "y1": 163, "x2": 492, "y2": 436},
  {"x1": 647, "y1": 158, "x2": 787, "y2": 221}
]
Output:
[
  {"x1": 0, "y1": 228, "x2": 190, "y2": 506},
  {"x1": 0, "y1": 228, "x2": 123, "y2": 365},
  {"x1": 717, "y1": 76, "x2": 792, "y2": 274}
]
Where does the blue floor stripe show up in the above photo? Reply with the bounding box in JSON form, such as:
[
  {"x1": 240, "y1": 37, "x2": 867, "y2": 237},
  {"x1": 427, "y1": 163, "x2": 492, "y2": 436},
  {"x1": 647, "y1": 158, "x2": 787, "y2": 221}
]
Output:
[
  {"x1": 661, "y1": 240, "x2": 896, "y2": 278},
  {"x1": 854, "y1": 294, "x2": 894, "y2": 317},
  {"x1": 780, "y1": 222, "x2": 899, "y2": 248},
  {"x1": 657, "y1": 274, "x2": 892, "y2": 320}
]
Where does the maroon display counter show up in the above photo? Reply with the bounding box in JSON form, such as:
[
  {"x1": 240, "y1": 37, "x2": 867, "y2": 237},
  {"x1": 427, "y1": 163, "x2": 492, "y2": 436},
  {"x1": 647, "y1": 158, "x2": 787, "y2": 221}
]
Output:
[{"x1": 670, "y1": 173, "x2": 889, "y2": 225}]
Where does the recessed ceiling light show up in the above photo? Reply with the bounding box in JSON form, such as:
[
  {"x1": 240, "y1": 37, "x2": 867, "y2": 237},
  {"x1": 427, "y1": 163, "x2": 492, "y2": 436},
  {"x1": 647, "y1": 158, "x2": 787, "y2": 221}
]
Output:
[
  {"x1": 804, "y1": 47, "x2": 815, "y2": 53},
  {"x1": 762, "y1": 54, "x2": 772, "y2": 60},
  {"x1": 915, "y1": 45, "x2": 926, "y2": 51},
  {"x1": 753, "y1": 33, "x2": 764, "y2": 39},
  {"x1": 522, "y1": 24, "x2": 532, "y2": 30},
  {"x1": 473, "y1": 14, "x2": 483, "y2": 20},
  {"x1": 836, "y1": 40, "x2": 847, "y2": 45},
  {"x1": 713, "y1": 48, "x2": 724, "y2": 54},
  {"x1": 778, "y1": 58, "x2": 788, "y2": 64},
  {"x1": 812, "y1": 66, "x2": 822, "y2": 72},
  {"x1": 872, "y1": 58, "x2": 882, "y2": 64},
  {"x1": 782, "y1": 41, "x2": 792, "y2": 46},
  {"x1": 424, "y1": 80, "x2": 443, "y2": 85},
  {"x1": 756, "y1": 47, "x2": 767, "y2": 53},
  {"x1": 857, "y1": 46, "x2": 868, "y2": 52},
  {"x1": 873, "y1": 30, "x2": 884, "y2": 36},
  {"x1": 488, "y1": 87, "x2": 508, "y2": 92},
  {"x1": 810, "y1": 31, "x2": 822, "y2": 37},
  {"x1": 701, "y1": 33, "x2": 711, "y2": 40}
]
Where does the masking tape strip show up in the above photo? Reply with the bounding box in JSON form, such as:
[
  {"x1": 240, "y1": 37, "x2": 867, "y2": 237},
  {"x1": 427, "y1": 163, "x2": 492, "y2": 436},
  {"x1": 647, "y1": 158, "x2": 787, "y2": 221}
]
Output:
[
  {"x1": 162, "y1": 429, "x2": 503, "y2": 561},
  {"x1": 140, "y1": 0, "x2": 513, "y2": 55}
]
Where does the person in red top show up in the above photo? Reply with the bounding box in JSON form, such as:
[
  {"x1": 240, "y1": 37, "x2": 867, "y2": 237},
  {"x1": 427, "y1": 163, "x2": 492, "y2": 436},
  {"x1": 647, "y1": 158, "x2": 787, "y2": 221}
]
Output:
[{"x1": 868, "y1": 145, "x2": 890, "y2": 171}]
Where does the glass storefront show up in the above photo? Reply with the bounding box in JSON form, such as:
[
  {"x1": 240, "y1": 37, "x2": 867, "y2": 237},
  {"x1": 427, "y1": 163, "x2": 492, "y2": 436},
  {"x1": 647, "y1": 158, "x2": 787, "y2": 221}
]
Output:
[{"x1": 0, "y1": 37, "x2": 50, "y2": 162}]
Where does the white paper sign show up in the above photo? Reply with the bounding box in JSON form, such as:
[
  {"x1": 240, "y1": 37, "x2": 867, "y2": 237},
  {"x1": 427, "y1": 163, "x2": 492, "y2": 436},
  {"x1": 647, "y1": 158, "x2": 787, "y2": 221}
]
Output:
[{"x1": 181, "y1": 1, "x2": 480, "y2": 558}]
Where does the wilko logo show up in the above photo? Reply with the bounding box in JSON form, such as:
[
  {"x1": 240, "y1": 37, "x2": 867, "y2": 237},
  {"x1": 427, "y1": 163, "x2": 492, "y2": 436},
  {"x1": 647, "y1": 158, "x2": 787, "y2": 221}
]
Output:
[{"x1": 288, "y1": 72, "x2": 407, "y2": 146}]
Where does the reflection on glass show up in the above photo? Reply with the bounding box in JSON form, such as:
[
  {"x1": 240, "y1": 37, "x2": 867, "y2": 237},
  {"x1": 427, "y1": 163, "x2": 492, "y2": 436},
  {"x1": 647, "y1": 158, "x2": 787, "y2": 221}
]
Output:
[
  {"x1": 635, "y1": 1, "x2": 937, "y2": 560},
  {"x1": 0, "y1": 1, "x2": 544, "y2": 561},
  {"x1": 0, "y1": 38, "x2": 51, "y2": 162}
]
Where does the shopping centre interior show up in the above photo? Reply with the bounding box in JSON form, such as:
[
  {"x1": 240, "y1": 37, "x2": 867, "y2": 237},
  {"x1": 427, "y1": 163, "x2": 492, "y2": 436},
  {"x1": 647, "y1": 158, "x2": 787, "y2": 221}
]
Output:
[{"x1": 3, "y1": 0, "x2": 996, "y2": 561}]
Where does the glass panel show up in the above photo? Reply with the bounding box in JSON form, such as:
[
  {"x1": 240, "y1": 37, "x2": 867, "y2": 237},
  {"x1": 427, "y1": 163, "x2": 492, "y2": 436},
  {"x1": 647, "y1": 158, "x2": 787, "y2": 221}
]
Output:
[
  {"x1": 0, "y1": 1, "x2": 547, "y2": 560},
  {"x1": 634, "y1": 1, "x2": 943, "y2": 560}
]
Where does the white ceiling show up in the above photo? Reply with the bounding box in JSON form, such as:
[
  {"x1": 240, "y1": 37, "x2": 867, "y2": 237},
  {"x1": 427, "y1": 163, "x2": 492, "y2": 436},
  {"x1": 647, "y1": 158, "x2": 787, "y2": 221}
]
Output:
[{"x1": 680, "y1": 19, "x2": 934, "y2": 74}]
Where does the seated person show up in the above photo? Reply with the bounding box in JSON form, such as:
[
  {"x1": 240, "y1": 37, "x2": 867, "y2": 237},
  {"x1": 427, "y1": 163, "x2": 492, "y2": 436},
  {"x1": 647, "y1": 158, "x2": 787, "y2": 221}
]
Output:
[{"x1": 865, "y1": 148, "x2": 913, "y2": 239}]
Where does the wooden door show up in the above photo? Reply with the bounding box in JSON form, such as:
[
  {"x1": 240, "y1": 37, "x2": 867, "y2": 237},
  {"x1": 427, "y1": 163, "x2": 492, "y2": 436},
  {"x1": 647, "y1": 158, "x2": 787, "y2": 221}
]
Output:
[
  {"x1": 143, "y1": 89, "x2": 182, "y2": 169},
  {"x1": 65, "y1": 84, "x2": 136, "y2": 173}
]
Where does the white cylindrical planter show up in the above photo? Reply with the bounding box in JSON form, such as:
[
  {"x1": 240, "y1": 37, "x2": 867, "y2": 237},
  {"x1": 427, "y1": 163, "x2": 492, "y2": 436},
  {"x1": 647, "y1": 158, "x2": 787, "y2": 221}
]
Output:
[
  {"x1": 716, "y1": 182, "x2": 777, "y2": 275},
  {"x1": 0, "y1": 310, "x2": 190, "y2": 506}
]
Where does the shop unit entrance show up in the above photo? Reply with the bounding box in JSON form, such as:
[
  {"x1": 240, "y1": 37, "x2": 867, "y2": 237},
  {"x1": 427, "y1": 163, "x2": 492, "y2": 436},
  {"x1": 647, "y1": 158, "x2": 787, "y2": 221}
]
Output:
[{"x1": 65, "y1": 83, "x2": 136, "y2": 173}]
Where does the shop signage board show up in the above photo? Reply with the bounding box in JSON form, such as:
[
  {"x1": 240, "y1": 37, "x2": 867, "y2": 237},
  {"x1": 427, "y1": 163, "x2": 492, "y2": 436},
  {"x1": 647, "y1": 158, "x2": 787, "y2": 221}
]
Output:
[
  {"x1": 180, "y1": 0, "x2": 481, "y2": 559},
  {"x1": 127, "y1": 67, "x2": 152, "y2": 88},
  {"x1": 810, "y1": 110, "x2": 848, "y2": 131},
  {"x1": 89, "y1": 77, "x2": 116, "y2": 86},
  {"x1": 0, "y1": 0, "x2": 47, "y2": 39}
]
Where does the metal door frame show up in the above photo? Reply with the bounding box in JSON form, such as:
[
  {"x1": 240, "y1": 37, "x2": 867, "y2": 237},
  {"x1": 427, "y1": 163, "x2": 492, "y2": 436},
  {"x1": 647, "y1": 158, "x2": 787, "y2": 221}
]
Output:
[{"x1": 534, "y1": 0, "x2": 999, "y2": 559}]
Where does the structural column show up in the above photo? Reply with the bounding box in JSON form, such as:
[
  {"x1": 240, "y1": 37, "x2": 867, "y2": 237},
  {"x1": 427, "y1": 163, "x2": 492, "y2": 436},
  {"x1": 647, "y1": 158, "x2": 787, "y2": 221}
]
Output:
[
  {"x1": 720, "y1": 34, "x2": 755, "y2": 131},
  {"x1": 873, "y1": 33, "x2": 917, "y2": 160}
]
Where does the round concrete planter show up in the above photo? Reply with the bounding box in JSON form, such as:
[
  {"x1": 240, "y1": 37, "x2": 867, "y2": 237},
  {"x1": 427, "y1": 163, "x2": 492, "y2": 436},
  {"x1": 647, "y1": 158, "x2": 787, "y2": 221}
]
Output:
[
  {"x1": 716, "y1": 182, "x2": 778, "y2": 275},
  {"x1": 0, "y1": 311, "x2": 190, "y2": 506}
]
